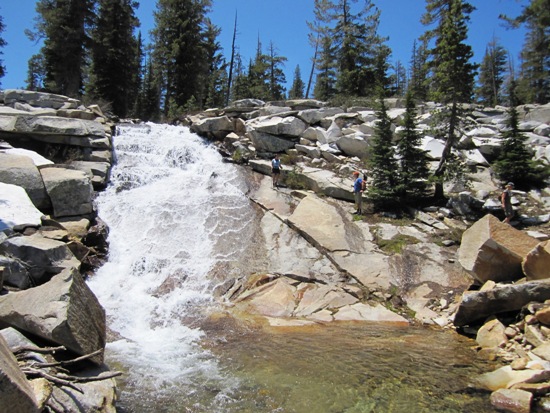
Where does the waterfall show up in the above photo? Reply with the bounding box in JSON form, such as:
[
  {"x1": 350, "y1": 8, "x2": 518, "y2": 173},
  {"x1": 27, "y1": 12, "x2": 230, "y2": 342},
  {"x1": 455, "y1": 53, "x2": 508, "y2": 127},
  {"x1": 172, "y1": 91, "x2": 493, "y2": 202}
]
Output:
[{"x1": 88, "y1": 123, "x2": 255, "y2": 408}]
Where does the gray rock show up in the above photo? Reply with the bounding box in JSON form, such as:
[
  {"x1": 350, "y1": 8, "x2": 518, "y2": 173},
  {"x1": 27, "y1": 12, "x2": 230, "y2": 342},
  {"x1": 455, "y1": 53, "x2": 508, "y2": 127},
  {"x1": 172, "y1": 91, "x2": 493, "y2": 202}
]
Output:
[
  {"x1": 247, "y1": 130, "x2": 296, "y2": 153},
  {"x1": 297, "y1": 107, "x2": 346, "y2": 125},
  {"x1": 0, "y1": 153, "x2": 50, "y2": 210},
  {"x1": 335, "y1": 134, "x2": 370, "y2": 158},
  {"x1": 0, "y1": 335, "x2": 39, "y2": 413},
  {"x1": 70, "y1": 161, "x2": 111, "y2": 189},
  {"x1": 3, "y1": 89, "x2": 79, "y2": 109},
  {"x1": 40, "y1": 166, "x2": 94, "y2": 218},
  {"x1": 0, "y1": 233, "x2": 80, "y2": 286},
  {"x1": 0, "y1": 183, "x2": 44, "y2": 232},
  {"x1": 0, "y1": 266, "x2": 106, "y2": 364},
  {"x1": 454, "y1": 280, "x2": 550, "y2": 326}
]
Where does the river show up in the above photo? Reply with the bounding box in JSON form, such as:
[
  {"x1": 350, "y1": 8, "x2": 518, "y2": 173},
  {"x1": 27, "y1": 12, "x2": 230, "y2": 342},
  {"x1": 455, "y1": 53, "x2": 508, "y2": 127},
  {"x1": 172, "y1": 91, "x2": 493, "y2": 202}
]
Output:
[{"x1": 88, "y1": 123, "x2": 496, "y2": 412}]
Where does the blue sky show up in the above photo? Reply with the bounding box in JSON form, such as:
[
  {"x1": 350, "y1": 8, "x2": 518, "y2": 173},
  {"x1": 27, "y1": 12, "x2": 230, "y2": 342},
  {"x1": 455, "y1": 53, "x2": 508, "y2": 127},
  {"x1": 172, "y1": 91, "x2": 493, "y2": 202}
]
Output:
[{"x1": 1, "y1": 0, "x2": 528, "y2": 92}]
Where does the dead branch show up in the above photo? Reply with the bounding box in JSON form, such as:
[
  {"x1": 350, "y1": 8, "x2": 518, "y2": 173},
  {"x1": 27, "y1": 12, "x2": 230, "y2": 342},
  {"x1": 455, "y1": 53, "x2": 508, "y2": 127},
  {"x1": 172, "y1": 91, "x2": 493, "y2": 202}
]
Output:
[
  {"x1": 32, "y1": 349, "x2": 103, "y2": 368},
  {"x1": 13, "y1": 345, "x2": 66, "y2": 355},
  {"x1": 22, "y1": 368, "x2": 83, "y2": 393}
]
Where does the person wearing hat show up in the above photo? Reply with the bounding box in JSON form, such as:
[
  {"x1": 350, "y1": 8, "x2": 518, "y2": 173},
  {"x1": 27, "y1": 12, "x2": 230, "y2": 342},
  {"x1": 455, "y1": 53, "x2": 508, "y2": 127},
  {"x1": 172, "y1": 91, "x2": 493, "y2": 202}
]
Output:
[
  {"x1": 352, "y1": 171, "x2": 364, "y2": 214},
  {"x1": 501, "y1": 182, "x2": 515, "y2": 224}
]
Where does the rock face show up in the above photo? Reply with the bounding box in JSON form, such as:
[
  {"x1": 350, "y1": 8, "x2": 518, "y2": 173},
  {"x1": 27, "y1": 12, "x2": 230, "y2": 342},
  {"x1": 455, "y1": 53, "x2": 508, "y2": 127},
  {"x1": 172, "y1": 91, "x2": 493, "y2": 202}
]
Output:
[
  {"x1": 0, "y1": 266, "x2": 106, "y2": 365},
  {"x1": 0, "y1": 335, "x2": 39, "y2": 413},
  {"x1": 458, "y1": 214, "x2": 539, "y2": 284}
]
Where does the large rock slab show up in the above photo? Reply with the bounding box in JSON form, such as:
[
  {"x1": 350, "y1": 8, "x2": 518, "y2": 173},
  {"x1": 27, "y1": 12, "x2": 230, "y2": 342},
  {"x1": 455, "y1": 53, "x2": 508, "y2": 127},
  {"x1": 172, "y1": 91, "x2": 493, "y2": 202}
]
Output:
[
  {"x1": 234, "y1": 277, "x2": 297, "y2": 318},
  {"x1": 3, "y1": 89, "x2": 79, "y2": 109},
  {"x1": 458, "y1": 214, "x2": 539, "y2": 284},
  {"x1": 522, "y1": 241, "x2": 550, "y2": 280},
  {"x1": 0, "y1": 153, "x2": 50, "y2": 210},
  {"x1": 287, "y1": 195, "x2": 350, "y2": 252},
  {"x1": 40, "y1": 166, "x2": 94, "y2": 217},
  {"x1": 0, "y1": 334, "x2": 39, "y2": 413},
  {"x1": 0, "y1": 183, "x2": 43, "y2": 232},
  {"x1": 0, "y1": 267, "x2": 106, "y2": 364},
  {"x1": 333, "y1": 303, "x2": 409, "y2": 324},
  {"x1": 454, "y1": 280, "x2": 550, "y2": 326},
  {"x1": 260, "y1": 212, "x2": 342, "y2": 283}
]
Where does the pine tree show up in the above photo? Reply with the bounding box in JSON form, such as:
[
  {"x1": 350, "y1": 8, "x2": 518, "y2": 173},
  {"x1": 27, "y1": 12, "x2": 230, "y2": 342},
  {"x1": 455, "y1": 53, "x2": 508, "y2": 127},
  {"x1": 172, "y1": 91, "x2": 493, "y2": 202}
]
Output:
[
  {"x1": 313, "y1": 35, "x2": 337, "y2": 100},
  {"x1": 289, "y1": 65, "x2": 305, "y2": 99},
  {"x1": 266, "y1": 42, "x2": 287, "y2": 100},
  {"x1": 229, "y1": 53, "x2": 250, "y2": 101},
  {"x1": 0, "y1": 10, "x2": 6, "y2": 85},
  {"x1": 408, "y1": 39, "x2": 429, "y2": 101},
  {"x1": 29, "y1": 0, "x2": 96, "y2": 97},
  {"x1": 88, "y1": 0, "x2": 140, "y2": 117},
  {"x1": 476, "y1": 38, "x2": 508, "y2": 106},
  {"x1": 501, "y1": 0, "x2": 550, "y2": 104},
  {"x1": 247, "y1": 39, "x2": 270, "y2": 100},
  {"x1": 368, "y1": 96, "x2": 400, "y2": 209},
  {"x1": 136, "y1": 56, "x2": 161, "y2": 122},
  {"x1": 396, "y1": 92, "x2": 430, "y2": 201},
  {"x1": 25, "y1": 54, "x2": 47, "y2": 91},
  {"x1": 390, "y1": 60, "x2": 407, "y2": 97},
  {"x1": 494, "y1": 80, "x2": 549, "y2": 188},
  {"x1": 201, "y1": 19, "x2": 228, "y2": 108},
  {"x1": 151, "y1": 0, "x2": 213, "y2": 115},
  {"x1": 421, "y1": 0, "x2": 477, "y2": 199}
]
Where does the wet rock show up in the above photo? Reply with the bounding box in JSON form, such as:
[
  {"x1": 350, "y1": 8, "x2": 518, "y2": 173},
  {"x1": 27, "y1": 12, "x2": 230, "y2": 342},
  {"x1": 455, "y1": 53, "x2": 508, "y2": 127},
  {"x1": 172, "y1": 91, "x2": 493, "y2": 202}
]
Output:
[
  {"x1": 477, "y1": 317, "x2": 508, "y2": 348},
  {"x1": 234, "y1": 277, "x2": 297, "y2": 318},
  {"x1": 333, "y1": 302, "x2": 409, "y2": 324},
  {"x1": 476, "y1": 365, "x2": 550, "y2": 391},
  {"x1": 490, "y1": 388, "x2": 532, "y2": 413},
  {"x1": 458, "y1": 214, "x2": 539, "y2": 284}
]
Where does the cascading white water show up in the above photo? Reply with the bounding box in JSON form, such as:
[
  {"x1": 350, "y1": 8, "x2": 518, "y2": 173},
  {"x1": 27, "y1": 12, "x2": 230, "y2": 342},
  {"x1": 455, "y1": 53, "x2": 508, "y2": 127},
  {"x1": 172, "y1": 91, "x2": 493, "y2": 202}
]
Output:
[{"x1": 88, "y1": 123, "x2": 256, "y2": 409}]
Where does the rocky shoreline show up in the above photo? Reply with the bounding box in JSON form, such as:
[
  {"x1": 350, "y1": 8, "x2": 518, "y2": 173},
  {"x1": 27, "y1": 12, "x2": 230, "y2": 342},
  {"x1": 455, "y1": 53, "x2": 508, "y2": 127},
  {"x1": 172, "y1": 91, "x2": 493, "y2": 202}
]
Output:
[{"x1": 1, "y1": 89, "x2": 550, "y2": 412}]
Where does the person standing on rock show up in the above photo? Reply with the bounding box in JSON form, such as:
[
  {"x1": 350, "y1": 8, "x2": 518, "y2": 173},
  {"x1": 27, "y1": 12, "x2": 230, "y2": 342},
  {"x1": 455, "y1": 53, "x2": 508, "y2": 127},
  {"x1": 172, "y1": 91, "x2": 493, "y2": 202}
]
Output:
[
  {"x1": 271, "y1": 154, "x2": 282, "y2": 188},
  {"x1": 501, "y1": 182, "x2": 515, "y2": 224},
  {"x1": 352, "y1": 171, "x2": 363, "y2": 214}
]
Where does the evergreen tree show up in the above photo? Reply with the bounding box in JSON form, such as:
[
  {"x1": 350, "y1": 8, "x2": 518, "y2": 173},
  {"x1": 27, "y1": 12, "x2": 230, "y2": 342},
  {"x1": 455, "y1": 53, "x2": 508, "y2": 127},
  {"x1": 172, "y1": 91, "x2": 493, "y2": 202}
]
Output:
[
  {"x1": 29, "y1": 0, "x2": 96, "y2": 97},
  {"x1": 408, "y1": 38, "x2": 429, "y2": 101},
  {"x1": 368, "y1": 96, "x2": 400, "y2": 209},
  {"x1": 501, "y1": 0, "x2": 550, "y2": 104},
  {"x1": 390, "y1": 60, "x2": 407, "y2": 97},
  {"x1": 25, "y1": 54, "x2": 47, "y2": 91},
  {"x1": 136, "y1": 56, "x2": 161, "y2": 122},
  {"x1": 421, "y1": 0, "x2": 477, "y2": 199},
  {"x1": 151, "y1": 0, "x2": 213, "y2": 115},
  {"x1": 289, "y1": 65, "x2": 305, "y2": 99},
  {"x1": 230, "y1": 53, "x2": 250, "y2": 101},
  {"x1": 396, "y1": 92, "x2": 430, "y2": 201},
  {"x1": 266, "y1": 41, "x2": 287, "y2": 100},
  {"x1": 476, "y1": 38, "x2": 508, "y2": 106},
  {"x1": 313, "y1": 35, "x2": 337, "y2": 100},
  {"x1": 494, "y1": 80, "x2": 548, "y2": 188},
  {"x1": 0, "y1": 10, "x2": 6, "y2": 85},
  {"x1": 88, "y1": 0, "x2": 140, "y2": 117},
  {"x1": 247, "y1": 40, "x2": 270, "y2": 100},
  {"x1": 331, "y1": 0, "x2": 390, "y2": 97},
  {"x1": 201, "y1": 19, "x2": 228, "y2": 108}
]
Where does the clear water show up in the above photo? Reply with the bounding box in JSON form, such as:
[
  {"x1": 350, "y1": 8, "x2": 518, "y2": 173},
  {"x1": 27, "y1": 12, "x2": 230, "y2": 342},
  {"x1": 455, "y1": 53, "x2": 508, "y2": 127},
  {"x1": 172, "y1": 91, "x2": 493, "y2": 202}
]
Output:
[{"x1": 89, "y1": 123, "x2": 496, "y2": 412}]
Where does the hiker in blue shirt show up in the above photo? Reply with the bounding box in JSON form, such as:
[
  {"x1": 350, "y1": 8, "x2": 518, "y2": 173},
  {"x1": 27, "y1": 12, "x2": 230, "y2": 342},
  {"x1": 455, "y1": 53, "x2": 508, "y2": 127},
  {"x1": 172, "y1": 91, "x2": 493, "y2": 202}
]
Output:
[
  {"x1": 352, "y1": 171, "x2": 364, "y2": 214},
  {"x1": 271, "y1": 154, "x2": 282, "y2": 188}
]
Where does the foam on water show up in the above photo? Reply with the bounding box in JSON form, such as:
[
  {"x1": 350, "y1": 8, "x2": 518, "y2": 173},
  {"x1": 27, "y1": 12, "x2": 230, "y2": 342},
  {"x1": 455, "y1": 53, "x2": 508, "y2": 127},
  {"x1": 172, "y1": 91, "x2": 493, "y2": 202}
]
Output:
[{"x1": 88, "y1": 123, "x2": 252, "y2": 399}]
